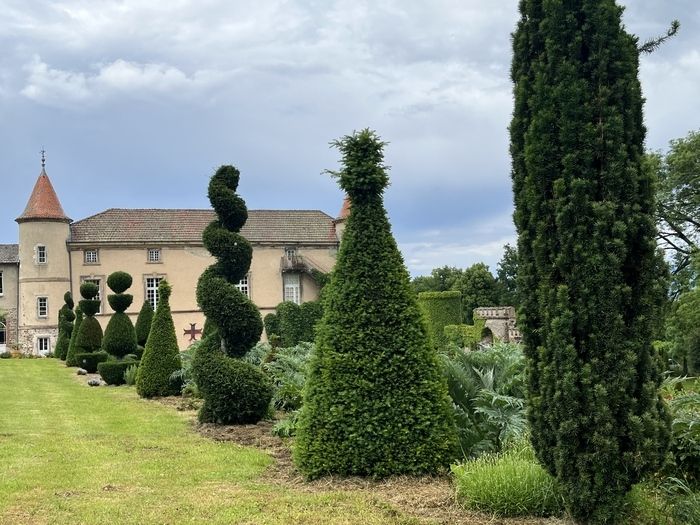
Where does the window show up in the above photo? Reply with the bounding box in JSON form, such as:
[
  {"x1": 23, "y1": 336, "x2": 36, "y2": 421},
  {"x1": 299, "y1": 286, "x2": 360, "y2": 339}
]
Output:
[
  {"x1": 0, "y1": 270, "x2": 3, "y2": 295},
  {"x1": 84, "y1": 249, "x2": 99, "y2": 264},
  {"x1": 283, "y1": 273, "x2": 301, "y2": 304},
  {"x1": 147, "y1": 248, "x2": 161, "y2": 263},
  {"x1": 37, "y1": 297, "x2": 48, "y2": 318},
  {"x1": 37, "y1": 245, "x2": 47, "y2": 264},
  {"x1": 235, "y1": 275, "x2": 250, "y2": 298},
  {"x1": 37, "y1": 337, "x2": 50, "y2": 355},
  {"x1": 0, "y1": 321, "x2": 6, "y2": 345},
  {"x1": 146, "y1": 277, "x2": 163, "y2": 310},
  {"x1": 284, "y1": 247, "x2": 297, "y2": 259},
  {"x1": 82, "y1": 278, "x2": 102, "y2": 314}
]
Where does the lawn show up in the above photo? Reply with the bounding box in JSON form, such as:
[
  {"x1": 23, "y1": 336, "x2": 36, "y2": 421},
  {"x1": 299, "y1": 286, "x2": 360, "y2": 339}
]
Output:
[{"x1": 0, "y1": 359, "x2": 421, "y2": 525}]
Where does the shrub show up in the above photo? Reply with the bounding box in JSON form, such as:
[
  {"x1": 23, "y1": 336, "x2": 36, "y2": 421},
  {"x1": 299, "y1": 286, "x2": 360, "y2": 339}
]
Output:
[
  {"x1": 124, "y1": 364, "x2": 139, "y2": 386},
  {"x1": 136, "y1": 281, "x2": 182, "y2": 398},
  {"x1": 294, "y1": 130, "x2": 458, "y2": 478},
  {"x1": 98, "y1": 359, "x2": 139, "y2": 386},
  {"x1": 417, "y1": 291, "x2": 462, "y2": 350},
  {"x1": 262, "y1": 342, "x2": 313, "y2": 410},
  {"x1": 55, "y1": 291, "x2": 75, "y2": 360},
  {"x1": 65, "y1": 306, "x2": 83, "y2": 367},
  {"x1": 169, "y1": 342, "x2": 199, "y2": 396},
  {"x1": 299, "y1": 301, "x2": 323, "y2": 342},
  {"x1": 134, "y1": 301, "x2": 154, "y2": 347},
  {"x1": 264, "y1": 313, "x2": 280, "y2": 340},
  {"x1": 192, "y1": 165, "x2": 271, "y2": 424},
  {"x1": 101, "y1": 271, "x2": 137, "y2": 358},
  {"x1": 0, "y1": 352, "x2": 12, "y2": 359},
  {"x1": 453, "y1": 442, "x2": 564, "y2": 517},
  {"x1": 276, "y1": 301, "x2": 304, "y2": 347},
  {"x1": 75, "y1": 351, "x2": 109, "y2": 373},
  {"x1": 272, "y1": 410, "x2": 300, "y2": 438},
  {"x1": 74, "y1": 282, "x2": 103, "y2": 355},
  {"x1": 444, "y1": 320, "x2": 487, "y2": 349}
]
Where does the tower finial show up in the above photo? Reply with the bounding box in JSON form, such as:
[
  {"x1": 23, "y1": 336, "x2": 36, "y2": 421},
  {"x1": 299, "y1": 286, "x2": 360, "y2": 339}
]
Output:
[{"x1": 40, "y1": 148, "x2": 46, "y2": 170}]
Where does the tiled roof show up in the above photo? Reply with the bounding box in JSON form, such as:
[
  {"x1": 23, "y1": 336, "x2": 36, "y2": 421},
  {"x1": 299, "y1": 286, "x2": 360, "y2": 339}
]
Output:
[
  {"x1": 0, "y1": 244, "x2": 19, "y2": 264},
  {"x1": 69, "y1": 209, "x2": 338, "y2": 245},
  {"x1": 337, "y1": 196, "x2": 351, "y2": 220},
  {"x1": 16, "y1": 169, "x2": 71, "y2": 222}
]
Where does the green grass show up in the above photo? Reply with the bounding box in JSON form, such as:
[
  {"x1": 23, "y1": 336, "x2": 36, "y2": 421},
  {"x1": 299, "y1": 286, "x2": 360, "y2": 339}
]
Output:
[{"x1": 0, "y1": 360, "x2": 419, "y2": 525}]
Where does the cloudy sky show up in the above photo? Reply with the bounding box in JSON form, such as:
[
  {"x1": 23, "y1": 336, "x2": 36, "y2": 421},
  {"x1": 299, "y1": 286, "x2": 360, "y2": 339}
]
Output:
[{"x1": 1, "y1": 1, "x2": 698, "y2": 276}]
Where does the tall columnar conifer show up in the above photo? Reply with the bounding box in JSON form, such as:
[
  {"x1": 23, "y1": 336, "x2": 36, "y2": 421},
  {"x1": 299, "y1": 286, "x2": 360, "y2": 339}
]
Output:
[
  {"x1": 192, "y1": 166, "x2": 272, "y2": 423},
  {"x1": 55, "y1": 292, "x2": 75, "y2": 360},
  {"x1": 294, "y1": 130, "x2": 458, "y2": 478},
  {"x1": 510, "y1": 2, "x2": 671, "y2": 521},
  {"x1": 101, "y1": 271, "x2": 137, "y2": 358},
  {"x1": 134, "y1": 300, "x2": 154, "y2": 347},
  {"x1": 65, "y1": 306, "x2": 83, "y2": 367},
  {"x1": 136, "y1": 280, "x2": 182, "y2": 397}
]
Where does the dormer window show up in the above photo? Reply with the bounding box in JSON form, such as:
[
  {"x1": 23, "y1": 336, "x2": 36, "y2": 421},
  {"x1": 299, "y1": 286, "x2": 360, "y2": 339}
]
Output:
[
  {"x1": 284, "y1": 247, "x2": 297, "y2": 259},
  {"x1": 37, "y1": 245, "x2": 47, "y2": 264},
  {"x1": 147, "y1": 248, "x2": 161, "y2": 263},
  {"x1": 84, "y1": 249, "x2": 99, "y2": 264}
]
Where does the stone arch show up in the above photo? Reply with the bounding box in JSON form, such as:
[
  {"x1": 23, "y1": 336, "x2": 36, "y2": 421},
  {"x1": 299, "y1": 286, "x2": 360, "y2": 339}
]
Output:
[{"x1": 480, "y1": 326, "x2": 493, "y2": 346}]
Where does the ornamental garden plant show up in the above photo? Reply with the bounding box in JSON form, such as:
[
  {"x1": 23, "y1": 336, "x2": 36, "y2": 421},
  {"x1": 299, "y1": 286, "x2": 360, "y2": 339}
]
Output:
[
  {"x1": 136, "y1": 280, "x2": 182, "y2": 397},
  {"x1": 191, "y1": 165, "x2": 272, "y2": 424},
  {"x1": 293, "y1": 129, "x2": 458, "y2": 478},
  {"x1": 55, "y1": 292, "x2": 75, "y2": 360},
  {"x1": 72, "y1": 282, "x2": 108, "y2": 372},
  {"x1": 134, "y1": 299, "x2": 154, "y2": 355},
  {"x1": 65, "y1": 305, "x2": 83, "y2": 367}
]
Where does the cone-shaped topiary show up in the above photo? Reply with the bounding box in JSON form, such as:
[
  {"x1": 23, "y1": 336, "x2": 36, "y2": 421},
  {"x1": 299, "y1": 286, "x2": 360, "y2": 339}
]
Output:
[
  {"x1": 136, "y1": 280, "x2": 182, "y2": 398},
  {"x1": 192, "y1": 165, "x2": 272, "y2": 424},
  {"x1": 511, "y1": 3, "x2": 672, "y2": 521},
  {"x1": 101, "y1": 271, "x2": 137, "y2": 359},
  {"x1": 135, "y1": 300, "x2": 154, "y2": 347},
  {"x1": 294, "y1": 130, "x2": 458, "y2": 478},
  {"x1": 74, "y1": 282, "x2": 103, "y2": 355},
  {"x1": 55, "y1": 292, "x2": 75, "y2": 360},
  {"x1": 65, "y1": 306, "x2": 83, "y2": 367}
]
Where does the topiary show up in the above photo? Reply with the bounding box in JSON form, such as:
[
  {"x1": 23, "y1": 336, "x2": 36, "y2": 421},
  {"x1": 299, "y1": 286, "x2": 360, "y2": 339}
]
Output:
[
  {"x1": 75, "y1": 351, "x2": 109, "y2": 373},
  {"x1": 134, "y1": 300, "x2": 154, "y2": 347},
  {"x1": 65, "y1": 306, "x2": 83, "y2": 367},
  {"x1": 192, "y1": 165, "x2": 272, "y2": 424},
  {"x1": 98, "y1": 359, "x2": 139, "y2": 385},
  {"x1": 299, "y1": 301, "x2": 323, "y2": 343},
  {"x1": 293, "y1": 130, "x2": 458, "y2": 478},
  {"x1": 417, "y1": 291, "x2": 463, "y2": 350},
  {"x1": 264, "y1": 312, "x2": 280, "y2": 340},
  {"x1": 55, "y1": 291, "x2": 75, "y2": 360},
  {"x1": 136, "y1": 280, "x2": 182, "y2": 398},
  {"x1": 101, "y1": 271, "x2": 137, "y2": 359},
  {"x1": 73, "y1": 282, "x2": 103, "y2": 355},
  {"x1": 277, "y1": 301, "x2": 304, "y2": 346}
]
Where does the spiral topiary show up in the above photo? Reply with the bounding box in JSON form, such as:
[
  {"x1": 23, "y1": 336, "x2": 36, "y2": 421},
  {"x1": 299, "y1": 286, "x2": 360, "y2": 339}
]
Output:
[
  {"x1": 55, "y1": 292, "x2": 75, "y2": 360},
  {"x1": 65, "y1": 305, "x2": 83, "y2": 367},
  {"x1": 101, "y1": 271, "x2": 137, "y2": 359},
  {"x1": 192, "y1": 165, "x2": 272, "y2": 424},
  {"x1": 73, "y1": 282, "x2": 103, "y2": 355},
  {"x1": 136, "y1": 280, "x2": 182, "y2": 398}
]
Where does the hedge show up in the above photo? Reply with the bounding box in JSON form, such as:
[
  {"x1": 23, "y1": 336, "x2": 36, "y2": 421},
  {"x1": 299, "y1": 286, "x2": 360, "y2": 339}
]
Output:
[
  {"x1": 76, "y1": 351, "x2": 109, "y2": 373},
  {"x1": 444, "y1": 319, "x2": 487, "y2": 349},
  {"x1": 98, "y1": 359, "x2": 139, "y2": 385},
  {"x1": 417, "y1": 291, "x2": 463, "y2": 350}
]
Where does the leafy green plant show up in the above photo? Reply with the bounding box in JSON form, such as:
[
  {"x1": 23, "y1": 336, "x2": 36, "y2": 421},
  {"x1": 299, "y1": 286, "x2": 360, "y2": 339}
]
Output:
[
  {"x1": 263, "y1": 342, "x2": 313, "y2": 410},
  {"x1": 272, "y1": 410, "x2": 300, "y2": 438},
  {"x1": 452, "y1": 441, "x2": 563, "y2": 517},
  {"x1": 124, "y1": 364, "x2": 138, "y2": 386},
  {"x1": 169, "y1": 342, "x2": 200, "y2": 397},
  {"x1": 98, "y1": 359, "x2": 139, "y2": 386}
]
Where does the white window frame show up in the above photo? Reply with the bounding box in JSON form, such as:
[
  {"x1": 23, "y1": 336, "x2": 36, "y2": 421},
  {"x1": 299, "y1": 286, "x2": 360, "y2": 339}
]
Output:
[
  {"x1": 0, "y1": 270, "x2": 3, "y2": 295},
  {"x1": 235, "y1": 275, "x2": 250, "y2": 298},
  {"x1": 284, "y1": 247, "x2": 297, "y2": 259},
  {"x1": 37, "y1": 336, "x2": 50, "y2": 355},
  {"x1": 146, "y1": 276, "x2": 163, "y2": 310},
  {"x1": 81, "y1": 278, "x2": 102, "y2": 314},
  {"x1": 37, "y1": 297, "x2": 48, "y2": 319},
  {"x1": 147, "y1": 248, "x2": 161, "y2": 263},
  {"x1": 37, "y1": 245, "x2": 47, "y2": 264},
  {"x1": 84, "y1": 249, "x2": 99, "y2": 264},
  {"x1": 283, "y1": 273, "x2": 301, "y2": 305}
]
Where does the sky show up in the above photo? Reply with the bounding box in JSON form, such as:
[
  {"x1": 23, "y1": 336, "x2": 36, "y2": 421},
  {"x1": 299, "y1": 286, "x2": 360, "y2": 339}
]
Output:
[{"x1": 1, "y1": 1, "x2": 699, "y2": 276}]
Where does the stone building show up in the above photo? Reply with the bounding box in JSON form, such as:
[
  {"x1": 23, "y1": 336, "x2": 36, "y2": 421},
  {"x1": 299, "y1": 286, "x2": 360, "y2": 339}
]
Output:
[
  {"x1": 473, "y1": 306, "x2": 522, "y2": 344},
  {"x1": 2, "y1": 165, "x2": 345, "y2": 355}
]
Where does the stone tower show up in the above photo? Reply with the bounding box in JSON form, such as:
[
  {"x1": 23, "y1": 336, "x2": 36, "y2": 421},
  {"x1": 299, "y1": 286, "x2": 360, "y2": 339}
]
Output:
[{"x1": 15, "y1": 166, "x2": 71, "y2": 355}]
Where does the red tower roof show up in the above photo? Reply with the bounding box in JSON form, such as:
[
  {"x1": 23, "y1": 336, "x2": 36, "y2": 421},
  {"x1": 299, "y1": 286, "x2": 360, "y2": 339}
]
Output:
[
  {"x1": 337, "y1": 196, "x2": 351, "y2": 220},
  {"x1": 16, "y1": 169, "x2": 71, "y2": 223}
]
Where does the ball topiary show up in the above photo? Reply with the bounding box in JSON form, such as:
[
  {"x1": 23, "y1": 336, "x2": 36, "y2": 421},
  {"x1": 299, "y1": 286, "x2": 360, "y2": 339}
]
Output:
[
  {"x1": 134, "y1": 300, "x2": 154, "y2": 347},
  {"x1": 294, "y1": 130, "x2": 458, "y2": 478},
  {"x1": 74, "y1": 282, "x2": 103, "y2": 355},
  {"x1": 136, "y1": 280, "x2": 182, "y2": 398},
  {"x1": 192, "y1": 165, "x2": 272, "y2": 424},
  {"x1": 101, "y1": 271, "x2": 138, "y2": 359},
  {"x1": 65, "y1": 306, "x2": 83, "y2": 367}
]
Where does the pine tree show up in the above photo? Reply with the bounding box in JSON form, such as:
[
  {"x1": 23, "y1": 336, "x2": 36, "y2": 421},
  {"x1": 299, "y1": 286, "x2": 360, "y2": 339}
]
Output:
[
  {"x1": 510, "y1": 2, "x2": 671, "y2": 521},
  {"x1": 136, "y1": 280, "x2": 182, "y2": 397},
  {"x1": 192, "y1": 165, "x2": 272, "y2": 424},
  {"x1": 294, "y1": 129, "x2": 458, "y2": 478}
]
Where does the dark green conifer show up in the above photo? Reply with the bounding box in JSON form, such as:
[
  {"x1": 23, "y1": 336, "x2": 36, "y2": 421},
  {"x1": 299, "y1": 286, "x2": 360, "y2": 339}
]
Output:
[
  {"x1": 294, "y1": 130, "x2": 458, "y2": 478},
  {"x1": 136, "y1": 280, "x2": 182, "y2": 397},
  {"x1": 511, "y1": 2, "x2": 671, "y2": 521},
  {"x1": 134, "y1": 300, "x2": 154, "y2": 347},
  {"x1": 192, "y1": 165, "x2": 272, "y2": 424},
  {"x1": 65, "y1": 306, "x2": 83, "y2": 367},
  {"x1": 74, "y1": 282, "x2": 103, "y2": 354},
  {"x1": 101, "y1": 271, "x2": 137, "y2": 359},
  {"x1": 55, "y1": 292, "x2": 75, "y2": 360}
]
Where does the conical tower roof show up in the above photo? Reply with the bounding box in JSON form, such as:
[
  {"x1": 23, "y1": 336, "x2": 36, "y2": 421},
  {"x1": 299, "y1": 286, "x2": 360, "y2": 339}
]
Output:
[
  {"x1": 16, "y1": 168, "x2": 71, "y2": 223},
  {"x1": 337, "y1": 196, "x2": 351, "y2": 221}
]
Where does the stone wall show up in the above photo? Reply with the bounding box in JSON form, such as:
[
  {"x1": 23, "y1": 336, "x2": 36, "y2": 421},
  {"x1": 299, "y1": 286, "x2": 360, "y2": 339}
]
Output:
[
  {"x1": 18, "y1": 326, "x2": 58, "y2": 355},
  {"x1": 1, "y1": 307, "x2": 17, "y2": 349},
  {"x1": 473, "y1": 306, "x2": 522, "y2": 343}
]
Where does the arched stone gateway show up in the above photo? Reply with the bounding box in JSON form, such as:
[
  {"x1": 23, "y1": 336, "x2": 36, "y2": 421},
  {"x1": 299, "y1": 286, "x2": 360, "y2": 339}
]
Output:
[{"x1": 473, "y1": 306, "x2": 522, "y2": 343}]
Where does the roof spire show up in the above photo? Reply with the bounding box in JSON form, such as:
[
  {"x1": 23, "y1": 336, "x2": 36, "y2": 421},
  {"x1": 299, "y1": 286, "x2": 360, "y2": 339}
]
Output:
[{"x1": 40, "y1": 148, "x2": 46, "y2": 170}]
